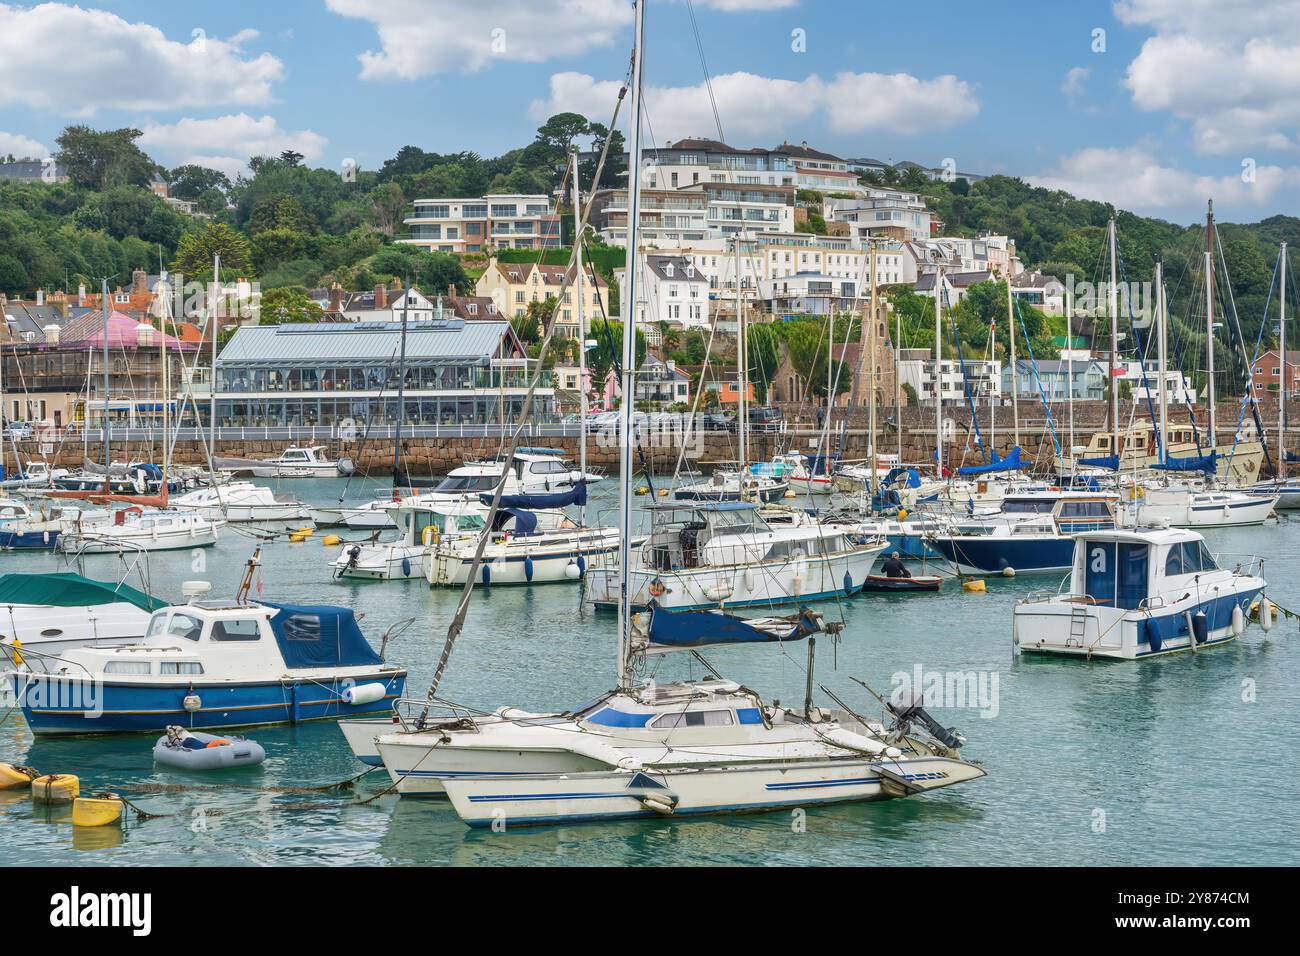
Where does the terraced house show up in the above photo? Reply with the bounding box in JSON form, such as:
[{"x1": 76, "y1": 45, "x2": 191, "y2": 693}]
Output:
[{"x1": 473, "y1": 258, "x2": 609, "y2": 337}]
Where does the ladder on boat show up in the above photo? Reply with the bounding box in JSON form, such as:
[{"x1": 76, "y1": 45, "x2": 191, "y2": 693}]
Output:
[{"x1": 1068, "y1": 605, "x2": 1089, "y2": 647}]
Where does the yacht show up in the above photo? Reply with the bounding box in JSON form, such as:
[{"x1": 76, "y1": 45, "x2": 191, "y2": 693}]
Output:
[
  {"x1": 673, "y1": 470, "x2": 789, "y2": 504},
  {"x1": 58, "y1": 508, "x2": 222, "y2": 554},
  {"x1": 331, "y1": 502, "x2": 492, "y2": 581},
  {"x1": 1073, "y1": 421, "x2": 1265, "y2": 486},
  {"x1": 0, "y1": 502, "x2": 111, "y2": 550},
  {"x1": 1013, "y1": 526, "x2": 1267, "y2": 659},
  {"x1": 1125, "y1": 483, "x2": 1277, "y2": 528},
  {"x1": 214, "y1": 445, "x2": 355, "y2": 478},
  {"x1": 171, "y1": 481, "x2": 314, "y2": 524}
]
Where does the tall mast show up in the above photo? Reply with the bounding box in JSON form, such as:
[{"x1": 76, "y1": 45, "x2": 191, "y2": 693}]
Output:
[
  {"x1": 209, "y1": 255, "x2": 220, "y2": 463},
  {"x1": 1156, "y1": 260, "x2": 1168, "y2": 464},
  {"x1": 102, "y1": 277, "x2": 110, "y2": 469},
  {"x1": 934, "y1": 266, "x2": 943, "y2": 476},
  {"x1": 1006, "y1": 271, "x2": 1020, "y2": 449},
  {"x1": 1065, "y1": 283, "x2": 1074, "y2": 467},
  {"x1": 735, "y1": 233, "x2": 747, "y2": 487},
  {"x1": 1205, "y1": 201, "x2": 1218, "y2": 449},
  {"x1": 614, "y1": 0, "x2": 645, "y2": 689},
  {"x1": 393, "y1": 279, "x2": 410, "y2": 489},
  {"x1": 1107, "y1": 218, "x2": 1119, "y2": 466},
  {"x1": 573, "y1": 149, "x2": 588, "y2": 523},
  {"x1": 1280, "y1": 242, "x2": 1288, "y2": 479},
  {"x1": 895, "y1": 290, "x2": 902, "y2": 462},
  {"x1": 868, "y1": 243, "x2": 878, "y2": 495},
  {"x1": 159, "y1": 284, "x2": 170, "y2": 482}
]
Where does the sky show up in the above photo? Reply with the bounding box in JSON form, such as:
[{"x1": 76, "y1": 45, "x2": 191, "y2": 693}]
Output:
[{"x1": 0, "y1": 0, "x2": 1296, "y2": 225}]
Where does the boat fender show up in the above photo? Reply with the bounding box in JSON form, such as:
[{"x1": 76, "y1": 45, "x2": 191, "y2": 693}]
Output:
[
  {"x1": 1231, "y1": 604, "x2": 1244, "y2": 637},
  {"x1": 481, "y1": 565, "x2": 491, "y2": 586},
  {"x1": 576, "y1": 554, "x2": 586, "y2": 577},
  {"x1": 843, "y1": 571, "x2": 854, "y2": 596},
  {"x1": 343, "y1": 682, "x2": 386, "y2": 706},
  {"x1": 1262, "y1": 598, "x2": 1274, "y2": 632},
  {"x1": 1144, "y1": 616, "x2": 1163, "y2": 654},
  {"x1": 1002, "y1": 567, "x2": 1016, "y2": 578},
  {"x1": 401, "y1": 556, "x2": 411, "y2": 577},
  {"x1": 564, "y1": 561, "x2": 580, "y2": 580},
  {"x1": 1192, "y1": 610, "x2": 1209, "y2": 645},
  {"x1": 524, "y1": 556, "x2": 534, "y2": 582},
  {"x1": 744, "y1": 568, "x2": 756, "y2": 591},
  {"x1": 641, "y1": 794, "x2": 675, "y2": 815},
  {"x1": 183, "y1": 694, "x2": 202, "y2": 713}
]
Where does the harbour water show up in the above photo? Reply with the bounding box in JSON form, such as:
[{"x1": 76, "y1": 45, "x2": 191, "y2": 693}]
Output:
[{"x1": 2, "y1": 477, "x2": 1298, "y2": 866}]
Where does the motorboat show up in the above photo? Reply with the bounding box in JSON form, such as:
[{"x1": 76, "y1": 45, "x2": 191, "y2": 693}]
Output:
[
  {"x1": 673, "y1": 470, "x2": 789, "y2": 504},
  {"x1": 15, "y1": 597, "x2": 406, "y2": 735},
  {"x1": 0, "y1": 502, "x2": 111, "y2": 550},
  {"x1": 171, "y1": 481, "x2": 314, "y2": 524},
  {"x1": 1013, "y1": 526, "x2": 1267, "y2": 659},
  {"x1": 57, "y1": 508, "x2": 222, "y2": 554},
  {"x1": 1125, "y1": 483, "x2": 1277, "y2": 528},
  {"x1": 332, "y1": 502, "x2": 491, "y2": 580},
  {"x1": 584, "y1": 500, "x2": 887, "y2": 611},
  {"x1": 0, "y1": 460, "x2": 68, "y2": 490},
  {"x1": 214, "y1": 445, "x2": 355, "y2": 478}
]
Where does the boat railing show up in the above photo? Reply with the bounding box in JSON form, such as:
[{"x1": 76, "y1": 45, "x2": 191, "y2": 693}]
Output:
[
  {"x1": 1213, "y1": 552, "x2": 1265, "y2": 578},
  {"x1": 392, "y1": 696, "x2": 486, "y2": 732}
]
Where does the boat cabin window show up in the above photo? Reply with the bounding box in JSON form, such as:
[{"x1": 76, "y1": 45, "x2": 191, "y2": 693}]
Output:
[
  {"x1": 1058, "y1": 500, "x2": 1111, "y2": 518},
  {"x1": 1003, "y1": 498, "x2": 1055, "y2": 514},
  {"x1": 529, "y1": 460, "x2": 566, "y2": 474},
  {"x1": 1164, "y1": 540, "x2": 1217, "y2": 576},
  {"x1": 707, "y1": 510, "x2": 766, "y2": 536},
  {"x1": 160, "y1": 662, "x2": 204, "y2": 675},
  {"x1": 434, "y1": 475, "x2": 500, "y2": 493},
  {"x1": 166, "y1": 614, "x2": 203, "y2": 642},
  {"x1": 1082, "y1": 542, "x2": 1150, "y2": 609},
  {"x1": 105, "y1": 660, "x2": 152, "y2": 675},
  {"x1": 211, "y1": 618, "x2": 261, "y2": 642},
  {"x1": 651, "y1": 709, "x2": 734, "y2": 729}
]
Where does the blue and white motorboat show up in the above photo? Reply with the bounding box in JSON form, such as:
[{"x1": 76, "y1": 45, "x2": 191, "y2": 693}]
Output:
[
  {"x1": 1012, "y1": 526, "x2": 1267, "y2": 659},
  {"x1": 925, "y1": 492, "x2": 1118, "y2": 575},
  {"x1": 15, "y1": 598, "x2": 406, "y2": 735}
]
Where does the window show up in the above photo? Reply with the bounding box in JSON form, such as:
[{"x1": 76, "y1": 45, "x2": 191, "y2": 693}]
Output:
[
  {"x1": 281, "y1": 614, "x2": 322, "y2": 641},
  {"x1": 651, "y1": 709, "x2": 735, "y2": 728},
  {"x1": 167, "y1": 614, "x2": 203, "y2": 642},
  {"x1": 160, "y1": 661, "x2": 204, "y2": 675},
  {"x1": 105, "y1": 660, "x2": 152, "y2": 675},
  {"x1": 211, "y1": 618, "x2": 261, "y2": 642}
]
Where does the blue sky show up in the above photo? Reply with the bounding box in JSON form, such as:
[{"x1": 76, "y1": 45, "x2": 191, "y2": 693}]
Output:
[{"x1": 1, "y1": 1, "x2": 1296, "y2": 224}]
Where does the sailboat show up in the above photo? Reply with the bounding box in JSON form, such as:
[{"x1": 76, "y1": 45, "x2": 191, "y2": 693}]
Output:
[
  {"x1": 1244, "y1": 241, "x2": 1300, "y2": 508},
  {"x1": 358, "y1": 1, "x2": 985, "y2": 826}
]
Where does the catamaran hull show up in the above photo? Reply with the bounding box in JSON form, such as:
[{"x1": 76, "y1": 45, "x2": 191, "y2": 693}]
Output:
[
  {"x1": 442, "y1": 756, "x2": 985, "y2": 826},
  {"x1": 16, "y1": 671, "x2": 406, "y2": 735},
  {"x1": 585, "y1": 545, "x2": 885, "y2": 611}
]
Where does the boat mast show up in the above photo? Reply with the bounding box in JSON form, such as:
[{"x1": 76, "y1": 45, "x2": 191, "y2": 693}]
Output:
[
  {"x1": 209, "y1": 254, "x2": 219, "y2": 464},
  {"x1": 1155, "y1": 260, "x2": 1168, "y2": 464},
  {"x1": 895, "y1": 292, "x2": 902, "y2": 462},
  {"x1": 101, "y1": 277, "x2": 110, "y2": 471},
  {"x1": 1065, "y1": 283, "x2": 1074, "y2": 468},
  {"x1": 868, "y1": 243, "x2": 878, "y2": 496},
  {"x1": 1205, "y1": 201, "x2": 1218, "y2": 450},
  {"x1": 1006, "y1": 270, "x2": 1020, "y2": 450},
  {"x1": 934, "y1": 265, "x2": 943, "y2": 476},
  {"x1": 735, "y1": 233, "x2": 747, "y2": 490},
  {"x1": 1280, "y1": 242, "x2": 1288, "y2": 480},
  {"x1": 573, "y1": 149, "x2": 588, "y2": 524},
  {"x1": 393, "y1": 278, "x2": 410, "y2": 491},
  {"x1": 1107, "y1": 218, "x2": 1119, "y2": 467},
  {"x1": 615, "y1": 0, "x2": 645, "y2": 689},
  {"x1": 159, "y1": 286, "x2": 170, "y2": 486}
]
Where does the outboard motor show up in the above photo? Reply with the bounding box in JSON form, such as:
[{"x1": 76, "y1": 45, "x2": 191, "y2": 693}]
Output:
[{"x1": 886, "y1": 688, "x2": 965, "y2": 751}]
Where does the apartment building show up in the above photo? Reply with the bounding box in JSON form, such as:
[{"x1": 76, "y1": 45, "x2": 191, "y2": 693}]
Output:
[
  {"x1": 778, "y1": 141, "x2": 865, "y2": 195},
  {"x1": 640, "y1": 138, "x2": 796, "y2": 189},
  {"x1": 825, "y1": 189, "x2": 934, "y2": 242},
  {"x1": 616, "y1": 254, "x2": 710, "y2": 330},
  {"x1": 898, "y1": 348, "x2": 1003, "y2": 405},
  {"x1": 400, "y1": 195, "x2": 562, "y2": 254},
  {"x1": 591, "y1": 182, "x2": 794, "y2": 247},
  {"x1": 474, "y1": 258, "x2": 609, "y2": 337}
]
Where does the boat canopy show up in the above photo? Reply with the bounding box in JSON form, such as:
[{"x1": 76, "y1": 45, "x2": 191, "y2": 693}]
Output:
[
  {"x1": 1078, "y1": 454, "x2": 1119, "y2": 470},
  {"x1": 883, "y1": 467, "x2": 921, "y2": 488},
  {"x1": 478, "y1": 480, "x2": 586, "y2": 511},
  {"x1": 803, "y1": 453, "x2": 838, "y2": 476},
  {"x1": 644, "y1": 601, "x2": 819, "y2": 649},
  {"x1": 1152, "y1": 452, "x2": 1217, "y2": 474},
  {"x1": 957, "y1": 446, "x2": 1024, "y2": 476},
  {"x1": 262, "y1": 602, "x2": 384, "y2": 669},
  {"x1": 0, "y1": 572, "x2": 164, "y2": 613},
  {"x1": 489, "y1": 507, "x2": 539, "y2": 535}
]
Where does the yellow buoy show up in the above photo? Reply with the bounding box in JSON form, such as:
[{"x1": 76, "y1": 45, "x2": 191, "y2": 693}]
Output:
[
  {"x1": 321, "y1": 534, "x2": 341, "y2": 547},
  {"x1": 635, "y1": 485, "x2": 649, "y2": 496},
  {"x1": 657, "y1": 488, "x2": 669, "y2": 497},
  {"x1": 0, "y1": 762, "x2": 39, "y2": 790},
  {"x1": 10, "y1": 637, "x2": 21, "y2": 666},
  {"x1": 30, "y1": 773, "x2": 80, "y2": 802},
  {"x1": 784, "y1": 490, "x2": 796, "y2": 499},
  {"x1": 962, "y1": 579, "x2": 987, "y2": 593},
  {"x1": 295, "y1": 526, "x2": 314, "y2": 536},
  {"x1": 289, "y1": 532, "x2": 307, "y2": 543},
  {"x1": 72, "y1": 793, "x2": 124, "y2": 828},
  {"x1": 897, "y1": 508, "x2": 908, "y2": 521}
]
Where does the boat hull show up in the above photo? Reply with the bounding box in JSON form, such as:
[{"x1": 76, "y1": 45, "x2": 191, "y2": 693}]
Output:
[
  {"x1": 862, "y1": 574, "x2": 942, "y2": 592},
  {"x1": 925, "y1": 535, "x2": 1073, "y2": 575},
  {"x1": 426, "y1": 539, "x2": 618, "y2": 586}
]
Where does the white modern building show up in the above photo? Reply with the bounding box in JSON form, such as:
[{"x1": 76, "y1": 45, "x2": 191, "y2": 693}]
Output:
[
  {"x1": 617, "y1": 254, "x2": 711, "y2": 330},
  {"x1": 640, "y1": 138, "x2": 796, "y2": 189},
  {"x1": 399, "y1": 195, "x2": 562, "y2": 254},
  {"x1": 825, "y1": 189, "x2": 933, "y2": 241},
  {"x1": 898, "y1": 348, "x2": 1003, "y2": 405}
]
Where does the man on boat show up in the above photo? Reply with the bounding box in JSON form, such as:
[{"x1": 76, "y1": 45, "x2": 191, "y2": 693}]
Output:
[{"x1": 881, "y1": 551, "x2": 911, "y2": 578}]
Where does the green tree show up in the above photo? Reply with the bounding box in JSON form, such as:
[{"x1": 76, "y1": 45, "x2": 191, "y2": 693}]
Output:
[
  {"x1": 259, "y1": 285, "x2": 324, "y2": 323},
  {"x1": 168, "y1": 165, "x2": 231, "y2": 201},
  {"x1": 55, "y1": 126, "x2": 157, "y2": 190},
  {"x1": 172, "y1": 222, "x2": 253, "y2": 280}
]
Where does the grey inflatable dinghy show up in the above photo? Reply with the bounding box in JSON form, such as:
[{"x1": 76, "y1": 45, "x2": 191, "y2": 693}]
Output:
[{"x1": 153, "y1": 728, "x2": 266, "y2": 771}]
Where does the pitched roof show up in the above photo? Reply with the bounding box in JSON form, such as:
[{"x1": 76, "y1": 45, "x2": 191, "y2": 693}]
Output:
[
  {"x1": 216, "y1": 319, "x2": 517, "y2": 366},
  {"x1": 778, "y1": 141, "x2": 846, "y2": 163}
]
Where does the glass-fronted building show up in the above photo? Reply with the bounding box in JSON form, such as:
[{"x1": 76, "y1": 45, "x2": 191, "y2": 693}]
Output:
[{"x1": 212, "y1": 319, "x2": 552, "y2": 427}]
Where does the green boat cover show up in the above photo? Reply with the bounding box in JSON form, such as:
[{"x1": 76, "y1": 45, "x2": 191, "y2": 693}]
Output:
[{"x1": 0, "y1": 572, "x2": 164, "y2": 613}]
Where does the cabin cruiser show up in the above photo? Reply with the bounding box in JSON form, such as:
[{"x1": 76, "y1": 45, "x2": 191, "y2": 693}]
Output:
[
  {"x1": 0, "y1": 501, "x2": 111, "y2": 550},
  {"x1": 171, "y1": 481, "x2": 314, "y2": 524},
  {"x1": 1013, "y1": 527, "x2": 1267, "y2": 659},
  {"x1": 1072, "y1": 421, "x2": 1265, "y2": 485},
  {"x1": 1124, "y1": 482, "x2": 1277, "y2": 528},
  {"x1": 332, "y1": 502, "x2": 493, "y2": 580},
  {"x1": 58, "y1": 508, "x2": 222, "y2": 554},
  {"x1": 14, "y1": 597, "x2": 406, "y2": 734},
  {"x1": 214, "y1": 445, "x2": 355, "y2": 478},
  {"x1": 0, "y1": 572, "x2": 161, "y2": 673},
  {"x1": 0, "y1": 460, "x2": 68, "y2": 490},
  {"x1": 413, "y1": 453, "x2": 590, "y2": 508},
  {"x1": 584, "y1": 501, "x2": 887, "y2": 611},
  {"x1": 925, "y1": 492, "x2": 1119, "y2": 575},
  {"x1": 673, "y1": 469, "x2": 789, "y2": 504}
]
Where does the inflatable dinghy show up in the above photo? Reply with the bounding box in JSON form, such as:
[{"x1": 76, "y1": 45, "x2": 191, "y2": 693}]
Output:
[{"x1": 153, "y1": 727, "x2": 266, "y2": 771}]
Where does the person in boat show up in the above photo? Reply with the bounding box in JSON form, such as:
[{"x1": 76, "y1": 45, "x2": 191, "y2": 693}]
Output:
[{"x1": 881, "y1": 551, "x2": 911, "y2": 578}]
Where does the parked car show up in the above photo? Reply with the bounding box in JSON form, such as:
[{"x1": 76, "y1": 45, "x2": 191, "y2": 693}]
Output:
[
  {"x1": 2, "y1": 421, "x2": 34, "y2": 440},
  {"x1": 700, "y1": 411, "x2": 733, "y2": 431},
  {"x1": 746, "y1": 406, "x2": 783, "y2": 433}
]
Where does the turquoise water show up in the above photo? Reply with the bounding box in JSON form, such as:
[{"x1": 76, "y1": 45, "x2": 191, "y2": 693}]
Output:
[{"x1": 2, "y1": 477, "x2": 1298, "y2": 866}]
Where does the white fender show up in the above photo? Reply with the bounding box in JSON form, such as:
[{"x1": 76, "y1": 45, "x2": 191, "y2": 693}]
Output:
[
  {"x1": 1231, "y1": 604, "x2": 1244, "y2": 637},
  {"x1": 1262, "y1": 599, "x2": 1274, "y2": 632}
]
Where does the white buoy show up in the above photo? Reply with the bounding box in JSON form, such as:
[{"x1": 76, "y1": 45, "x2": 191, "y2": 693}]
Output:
[
  {"x1": 564, "y1": 562, "x2": 581, "y2": 580},
  {"x1": 342, "y1": 682, "x2": 386, "y2": 706},
  {"x1": 182, "y1": 694, "x2": 202, "y2": 712},
  {"x1": 1002, "y1": 567, "x2": 1016, "y2": 578},
  {"x1": 1262, "y1": 599, "x2": 1274, "y2": 632},
  {"x1": 1231, "y1": 604, "x2": 1244, "y2": 637}
]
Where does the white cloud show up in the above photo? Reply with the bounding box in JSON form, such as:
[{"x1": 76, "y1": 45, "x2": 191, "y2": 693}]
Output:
[
  {"x1": 1061, "y1": 66, "x2": 1089, "y2": 98},
  {"x1": 1028, "y1": 145, "x2": 1300, "y2": 218},
  {"x1": 0, "y1": 131, "x2": 49, "y2": 158},
  {"x1": 0, "y1": 4, "x2": 282, "y2": 115},
  {"x1": 138, "y1": 114, "x2": 328, "y2": 175},
  {"x1": 325, "y1": 0, "x2": 633, "y2": 78},
  {"x1": 531, "y1": 70, "x2": 977, "y2": 140},
  {"x1": 1116, "y1": 0, "x2": 1300, "y2": 154}
]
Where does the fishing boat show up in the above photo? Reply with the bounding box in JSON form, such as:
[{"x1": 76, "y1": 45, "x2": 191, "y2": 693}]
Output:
[
  {"x1": 588, "y1": 493, "x2": 884, "y2": 612},
  {"x1": 332, "y1": 502, "x2": 490, "y2": 580},
  {"x1": 16, "y1": 581, "x2": 406, "y2": 735},
  {"x1": 1012, "y1": 526, "x2": 1267, "y2": 659},
  {"x1": 57, "y1": 508, "x2": 222, "y2": 554},
  {"x1": 171, "y1": 481, "x2": 314, "y2": 524},
  {"x1": 214, "y1": 445, "x2": 355, "y2": 478},
  {"x1": 672, "y1": 470, "x2": 790, "y2": 504},
  {"x1": 0, "y1": 572, "x2": 162, "y2": 673},
  {"x1": 925, "y1": 492, "x2": 1118, "y2": 575}
]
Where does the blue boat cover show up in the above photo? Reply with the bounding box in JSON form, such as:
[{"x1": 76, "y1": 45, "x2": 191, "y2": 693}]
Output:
[
  {"x1": 1078, "y1": 454, "x2": 1120, "y2": 470},
  {"x1": 883, "y1": 467, "x2": 922, "y2": 489},
  {"x1": 263, "y1": 602, "x2": 383, "y2": 669},
  {"x1": 803, "y1": 453, "x2": 838, "y2": 476},
  {"x1": 957, "y1": 446, "x2": 1024, "y2": 476},
  {"x1": 478, "y1": 480, "x2": 586, "y2": 511},
  {"x1": 1286, "y1": 451, "x2": 1300, "y2": 464},
  {"x1": 1152, "y1": 453, "x2": 1217, "y2": 474},
  {"x1": 645, "y1": 601, "x2": 818, "y2": 648}
]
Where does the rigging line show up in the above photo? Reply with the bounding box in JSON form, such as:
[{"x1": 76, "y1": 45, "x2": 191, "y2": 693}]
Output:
[
  {"x1": 683, "y1": 0, "x2": 725, "y2": 143},
  {"x1": 1225, "y1": 246, "x2": 1280, "y2": 470},
  {"x1": 1012, "y1": 295, "x2": 1062, "y2": 458}
]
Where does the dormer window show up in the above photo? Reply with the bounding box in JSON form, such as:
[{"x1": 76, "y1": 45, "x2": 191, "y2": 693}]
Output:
[{"x1": 664, "y1": 263, "x2": 674, "y2": 278}]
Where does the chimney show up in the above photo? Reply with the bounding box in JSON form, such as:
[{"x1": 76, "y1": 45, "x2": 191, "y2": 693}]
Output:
[
  {"x1": 374, "y1": 283, "x2": 387, "y2": 310},
  {"x1": 35, "y1": 289, "x2": 44, "y2": 306},
  {"x1": 132, "y1": 267, "x2": 147, "y2": 294},
  {"x1": 136, "y1": 322, "x2": 155, "y2": 347},
  {"x1": 78, "y1": 282, "x2": 86, "y2": 306},
  {"x1": 43, "y1": 324, "x2": 60, "y2": 345},
  {"x1": 449, "y1": 283, "x2": 457, "y2": 298},
  {"x1": 328, "y1": 282, "x2": 344, "y2": 313}
]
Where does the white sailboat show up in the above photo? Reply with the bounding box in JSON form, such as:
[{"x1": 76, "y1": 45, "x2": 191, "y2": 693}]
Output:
[{"x1": 171, "y1": 481, "x2": 313, "y2": 524}]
